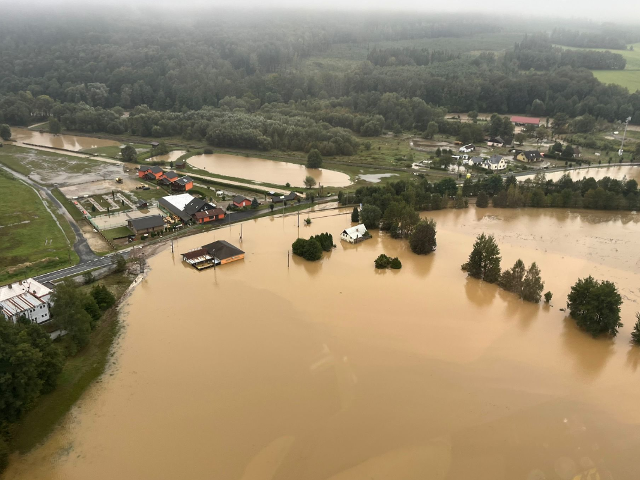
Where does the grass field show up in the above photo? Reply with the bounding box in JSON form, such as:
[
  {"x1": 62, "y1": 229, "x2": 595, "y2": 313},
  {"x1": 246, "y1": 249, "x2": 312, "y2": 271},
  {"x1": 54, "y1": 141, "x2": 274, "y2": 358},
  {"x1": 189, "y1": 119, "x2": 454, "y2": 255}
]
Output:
[
  {"x1": 10, "y1": 273, "x2": 133, "y2": 453},
  {"x1": 558, "y1": 43, "x2": 640, "y2": 92},
  {"x1": 0, "y1": 170, "x2": 79, "y2": 284},
  {"x1": 102, "y1": 226, "x2": 134, "y2": 240}
]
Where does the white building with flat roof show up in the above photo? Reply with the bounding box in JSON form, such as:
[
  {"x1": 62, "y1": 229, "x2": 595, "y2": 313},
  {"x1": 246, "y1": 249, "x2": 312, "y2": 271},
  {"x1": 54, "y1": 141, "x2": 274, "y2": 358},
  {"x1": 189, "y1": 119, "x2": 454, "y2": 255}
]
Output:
[{"x1": 0, "y1": 278, "x2": 53, "y2": 324}]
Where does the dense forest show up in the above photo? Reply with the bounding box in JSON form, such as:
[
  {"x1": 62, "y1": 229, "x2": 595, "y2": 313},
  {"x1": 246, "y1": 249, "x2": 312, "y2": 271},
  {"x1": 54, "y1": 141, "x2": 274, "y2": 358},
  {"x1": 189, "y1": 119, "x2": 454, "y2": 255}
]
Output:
[
  {"x1": 506, "y1": 34, "x2": 627, "y2": 71},
  {"x1": 549, "y1": 28, "x2": 635, "y2": 50},
  {"x1": 1, "y1": 10, "x2": 640, "y2": 150}
]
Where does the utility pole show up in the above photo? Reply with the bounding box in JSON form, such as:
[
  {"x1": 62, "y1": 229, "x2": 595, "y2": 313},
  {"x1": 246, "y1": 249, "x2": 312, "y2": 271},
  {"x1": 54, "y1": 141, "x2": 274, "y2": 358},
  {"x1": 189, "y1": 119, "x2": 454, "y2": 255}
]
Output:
[
  {"x1": 287, "y1": 250, "x2": 289, "y2": 268},
  {"x1": 171, "y1": 239, "x2": 174, "y2": 253},
  {"x1": 619, "y1": 116, "x2": 632, "y2": 157}
]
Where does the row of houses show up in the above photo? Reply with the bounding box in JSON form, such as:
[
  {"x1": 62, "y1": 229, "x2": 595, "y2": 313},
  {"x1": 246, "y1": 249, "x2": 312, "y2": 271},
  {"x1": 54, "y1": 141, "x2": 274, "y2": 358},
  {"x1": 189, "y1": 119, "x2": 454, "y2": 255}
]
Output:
[{"x1": 138, "y1": 166, "x2": 193, "y2": 192}]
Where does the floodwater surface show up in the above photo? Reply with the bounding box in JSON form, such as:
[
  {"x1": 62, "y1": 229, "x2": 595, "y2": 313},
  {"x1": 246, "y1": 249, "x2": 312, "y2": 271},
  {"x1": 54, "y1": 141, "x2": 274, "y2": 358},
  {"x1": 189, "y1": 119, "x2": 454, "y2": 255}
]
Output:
[
  {"x1": 12, "y1": 128, "x2": 120, "y2": 151},
  {"x1": 520, "y1": 165, "x2": 640, "y2": 183},
  {"x1": 146, "y1": 150, "x2": 187, "y2": 163},
  {"x1": 188, "y1": 153, "x2": 351, "y2": 188},
  {"x1": 6, "y1": 207, "x2": 640, "y2": 480}
]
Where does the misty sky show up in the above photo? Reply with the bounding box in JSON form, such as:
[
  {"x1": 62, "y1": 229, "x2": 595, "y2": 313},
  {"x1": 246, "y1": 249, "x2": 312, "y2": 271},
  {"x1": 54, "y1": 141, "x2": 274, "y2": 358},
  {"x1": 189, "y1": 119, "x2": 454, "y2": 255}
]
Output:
[{"x1": 2, "y1": 0, "x2": 639, "y2": 23}]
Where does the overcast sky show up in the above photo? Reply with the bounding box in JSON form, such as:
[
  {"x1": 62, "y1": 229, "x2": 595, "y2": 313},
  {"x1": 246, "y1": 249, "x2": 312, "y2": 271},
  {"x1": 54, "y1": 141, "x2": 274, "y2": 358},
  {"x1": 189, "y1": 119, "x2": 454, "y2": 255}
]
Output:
[{"x1": 1, "y1": 0, "x2": 639, "y2": 24}]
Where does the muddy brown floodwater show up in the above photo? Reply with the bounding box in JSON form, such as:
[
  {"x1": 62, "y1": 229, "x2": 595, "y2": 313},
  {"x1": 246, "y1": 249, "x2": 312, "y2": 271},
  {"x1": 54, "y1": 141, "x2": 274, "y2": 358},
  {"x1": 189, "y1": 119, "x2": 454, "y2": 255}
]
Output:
[
  {"x1": 520, "y1": 165, "x2": 640, "y2": 183},
  {"x1": 11, "y1": 128, "x2": 120, "y2": 151},
  {"x1": 6, "y1": 207, "x2": 640, "y2": 480},
  {"x1": 188, "y1": 153, "x2": 351, "y2": 188}
]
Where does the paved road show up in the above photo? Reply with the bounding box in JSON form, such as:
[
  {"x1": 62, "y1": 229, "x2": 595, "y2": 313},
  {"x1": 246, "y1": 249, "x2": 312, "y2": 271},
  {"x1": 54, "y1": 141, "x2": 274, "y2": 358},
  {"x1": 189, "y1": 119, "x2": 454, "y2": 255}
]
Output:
[
  {"x1": 34, "y1": 254, "x2": 121, "y2": 283},
  {"x1": 0, "y1": 164, "x2": 97, "y2": 263}
]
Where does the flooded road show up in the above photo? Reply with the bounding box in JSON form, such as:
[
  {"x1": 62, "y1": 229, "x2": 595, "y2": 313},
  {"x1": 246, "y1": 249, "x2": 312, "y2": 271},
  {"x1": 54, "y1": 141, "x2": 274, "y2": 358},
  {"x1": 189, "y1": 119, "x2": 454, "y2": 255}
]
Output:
[
  {"x1": 188, "y1": 153, "x2": 351, "y2": 188},
  {"x1": 11, "y1": 128, "x2": 120, "y2": 152},
  {"x1": 520, "y1": 165, "x2": 640, "y2": 183},
  {"x1": 6, "y1": 207, "x2": 640, "y2": 480}
]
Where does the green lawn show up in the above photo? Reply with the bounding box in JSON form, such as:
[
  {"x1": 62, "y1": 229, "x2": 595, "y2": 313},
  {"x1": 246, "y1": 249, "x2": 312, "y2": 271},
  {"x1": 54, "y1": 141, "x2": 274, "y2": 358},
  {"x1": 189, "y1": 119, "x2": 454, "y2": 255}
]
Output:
[
  {"x1": 81, "y1": 143, "x2": 148, "y2": 158},
  {"x1": 102, "y1": 226, "x2": 133, "y2": 240},
  {"x1": 10, "y1": 273, "x2": 133, "y2": 453},
  {"x1": 51, "y1": 188, "x2": 86, "y2": 222},
  {"x1": 0, "y1": 170, "x2": 79, "y2": 284}
]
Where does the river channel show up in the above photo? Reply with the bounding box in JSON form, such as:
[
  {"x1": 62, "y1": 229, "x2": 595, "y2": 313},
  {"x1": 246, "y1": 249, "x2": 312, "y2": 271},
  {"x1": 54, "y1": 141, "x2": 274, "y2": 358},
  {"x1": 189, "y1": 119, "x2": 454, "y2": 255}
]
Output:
[{"x1": 5, "y1": 207, "x2": 640, "y2": 480}]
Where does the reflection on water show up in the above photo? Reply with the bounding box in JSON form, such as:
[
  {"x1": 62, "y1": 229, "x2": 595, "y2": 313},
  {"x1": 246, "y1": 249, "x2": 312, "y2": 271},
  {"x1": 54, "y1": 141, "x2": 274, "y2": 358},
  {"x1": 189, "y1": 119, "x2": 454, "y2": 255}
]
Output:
[
  {"x1": 188, "y1": 153, "x2": 351, "y2": 188},
  {"x1": 12, "y1": 128, "x2": 120, "y2": 151},
  {"x1": 6, "y1": 207, "x2": 640, "y2": 480},
  {"x1": 519, "y1": 165, "x2": 640, "y2": 183}
]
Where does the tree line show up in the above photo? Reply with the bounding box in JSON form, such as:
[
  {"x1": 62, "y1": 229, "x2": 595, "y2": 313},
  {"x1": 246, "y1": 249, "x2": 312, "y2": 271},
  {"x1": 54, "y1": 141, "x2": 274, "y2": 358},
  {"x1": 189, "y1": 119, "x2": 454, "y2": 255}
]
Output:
[
  {"x1": 506, "y1": 34, "x2": 627, "y2": 71},
  {"x1": 367, "y1": 47, "x2": 460, "y2": 67},
  {"x1": 0, "y1": 277, "x2": 117, "y2": 472}
]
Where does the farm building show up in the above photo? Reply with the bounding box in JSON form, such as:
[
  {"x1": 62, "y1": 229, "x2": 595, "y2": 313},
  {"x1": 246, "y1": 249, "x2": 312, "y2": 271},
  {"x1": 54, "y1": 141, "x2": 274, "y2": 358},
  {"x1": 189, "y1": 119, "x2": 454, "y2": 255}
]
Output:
[
  {"x1": 127, "y1": 215, "x2": 165, "y2": 235},
  {"x1": 341, "y1": 224, "x2": 369, "y2": 244},
  {"x1": 232, "y1": 195, "x2": 251, "y2": 208},
  {"x1": 511, "y1": 116, "x2": 541, "y2": 127},
  {"x1": 138, "y1": 165, "x2": 164, "y2": 180},
  {"x1": 136, "y1": 199, "x2": 148, "y2": 209},
  {"x1": 158, "y1": 194, "x2": 216, "y2": 222},
  {"x1": 193, "y1": 208, "x2": 226, "y2": 224},
  {"x1": 486, "y1": 137, "x2": 505, "y2": 147},
  {"x1": 0, "y1": 278, "x2": 53, "y2": 324},
  {"x1": 181, "y1": 240, "x2": 245, "y2": 270},
  {"x1": 516, "y1": 151, "x2": 543, "y2": 162},
  {"x1": 158, "y1": 171, "x2": 179, "y2": 186},
  {"x1": 270, "y1": 192, "x2": 301, "y2": 204},
  {"x1": 172, "y1": 176, "x2": 194, "y2": 191}
]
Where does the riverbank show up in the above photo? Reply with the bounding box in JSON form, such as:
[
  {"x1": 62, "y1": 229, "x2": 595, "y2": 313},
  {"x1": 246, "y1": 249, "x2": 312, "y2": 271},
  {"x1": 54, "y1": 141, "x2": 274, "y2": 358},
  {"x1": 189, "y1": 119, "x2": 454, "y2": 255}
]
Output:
[{"x1": 8, "y1": 272, "x2": 138, "y2": 455}]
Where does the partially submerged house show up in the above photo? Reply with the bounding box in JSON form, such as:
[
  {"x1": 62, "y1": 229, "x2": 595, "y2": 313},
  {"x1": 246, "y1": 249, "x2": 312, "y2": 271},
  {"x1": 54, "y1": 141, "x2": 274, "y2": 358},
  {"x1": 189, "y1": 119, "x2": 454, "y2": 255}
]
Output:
[
  {"x1": 0, "y1": 278, "x2": 53, "y2": 324},
  {"x1": 516, "y1": 150, "x2": 543, "y2": 162},
  {"x1": 127, "y1": 215, "x2": 165, "y2": 235},
  {"x1": 459, "y1": 144, "x2": 475, "y2": 153},
  {"x1": 181, "y1": 240, "x2": 245, "y2": 270},
  {"x1": 159, "y1": 194, "x2": 215, "y2": 222},
  {"x1": 486, "y1": 137, "x2": 505, "y2": 147},
  {"x1": 340, "y1": 224, "x2": 370, "y2": 244}
]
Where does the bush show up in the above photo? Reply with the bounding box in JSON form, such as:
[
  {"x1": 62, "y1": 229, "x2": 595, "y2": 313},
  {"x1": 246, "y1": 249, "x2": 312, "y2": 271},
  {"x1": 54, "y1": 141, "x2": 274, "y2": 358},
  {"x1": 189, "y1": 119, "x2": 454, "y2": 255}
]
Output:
[
  {"x1": 544, "y1": 291, "x2": 553, "y2": 303},
  {"x1": 390, "y1": 257, "x2": 402, "y2": 269},
  {"x1": 310, "y1": 232, "x2": 333, "y2": 251},
  {"x1": 203, "y1": 147, "x2": 214, "y2": 154},
  {"x1": 292, "y1": 237, "x2": 323, "y2": 261},
  {"x1": 91, "y1": 284, "x2": 116, "y2": 311},
  {"x1": 567, "y1": 276, "x2": 622, "y2": 337},
  {"x1": 375, "y1": 254, "x2": 391, "y2": 269},
  {"x1": 631, "y1": 313, "x2": 640, "y2": 345}
]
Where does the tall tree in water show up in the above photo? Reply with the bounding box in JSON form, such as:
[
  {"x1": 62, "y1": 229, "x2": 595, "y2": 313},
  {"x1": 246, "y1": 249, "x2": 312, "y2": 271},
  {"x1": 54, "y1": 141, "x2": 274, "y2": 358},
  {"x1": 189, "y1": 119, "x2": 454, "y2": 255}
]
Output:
[{"x1": 462, "y1": 233, "x2": 501, "y2": 283}]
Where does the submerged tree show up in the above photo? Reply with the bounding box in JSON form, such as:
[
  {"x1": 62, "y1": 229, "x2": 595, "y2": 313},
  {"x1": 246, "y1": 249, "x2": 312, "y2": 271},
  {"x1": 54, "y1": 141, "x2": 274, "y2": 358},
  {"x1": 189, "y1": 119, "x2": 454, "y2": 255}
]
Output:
[
  {"x1": 567, "y1": 276, "x2": 622, "y2": 337},
  {"x1": 360, "y1": 205, "x2": 382, "y2": 230},
  {"x1": 476, "y1": 191, "x2": 489, "y2": 208},
  {"x1": 351, "y1": 207, "x2": 359, "y2": 223},
  {"x1": 522, "y1": 262, "x2": 544, "y2": 303},
  {"x1": 409, "y1": 219, "x2": 437, "y2": 255},
  {"x1": 304, "y1": 175, "x2": 317, "y2": 188},
  {"x1": 631, "y1": 313, "x2": 640, "y2": 345},
  {"x1": 462, "y1": 233, "x2": 501, "y2": 283},
  {"x1": 307, "y1": 149, "x2": 323, "y2": 168}
]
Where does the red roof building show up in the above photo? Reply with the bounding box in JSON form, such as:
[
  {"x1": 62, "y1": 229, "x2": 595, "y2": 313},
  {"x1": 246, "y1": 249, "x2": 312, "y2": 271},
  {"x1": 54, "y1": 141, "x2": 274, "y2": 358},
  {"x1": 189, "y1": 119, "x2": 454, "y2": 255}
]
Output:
[{"x1": 511, "y1": 116, "x2": 541, "y2": 126}]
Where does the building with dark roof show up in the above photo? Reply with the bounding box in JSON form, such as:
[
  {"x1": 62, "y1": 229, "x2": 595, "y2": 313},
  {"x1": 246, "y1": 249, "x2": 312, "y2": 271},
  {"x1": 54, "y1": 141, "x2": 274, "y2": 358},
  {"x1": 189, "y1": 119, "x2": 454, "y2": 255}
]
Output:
[
  {"x1": 127, "y1": 215, "x2": 165, "y2": 235},
  {"x1": 158, "y1": 194, "x2": 215, "y2": 222},
  {"x1": 193, "y1": 208, "x2": 226, "y2": 224},
  {"x1": 136, "y1": 199, "x2": 148, "y2": 209},
  {"x1": 232, "y1": 195, "x2": 251, "y2": 208},
  {"x1": 181, "y1": 240, "x2": 245, "y2": 269},
  {"x1": 515, "y1": 150, "x2": 543, "y2": 162},
  {"x1": 138, "y1": 165, "x2": 164, "y2": 180},
  {"x1": 270, "y1": 192, "x2": 301, "y2": 204},
  {"x1": 172, "y1": 176, "x2": 193, "y2": 191}
]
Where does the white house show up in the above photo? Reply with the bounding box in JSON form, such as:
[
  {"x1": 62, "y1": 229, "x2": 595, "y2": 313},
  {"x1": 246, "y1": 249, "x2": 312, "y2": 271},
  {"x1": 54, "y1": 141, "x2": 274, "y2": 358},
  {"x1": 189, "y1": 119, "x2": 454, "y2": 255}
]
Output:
[
  {"x1": 482, "y1": 155, "x2": 507, "y2": 171},
  {"x1": 341, "y1": 224, "x2": 369, "y2": 244},
  {"x1": 0, "y1": 278, "x2": 53, "y2": 324}
]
